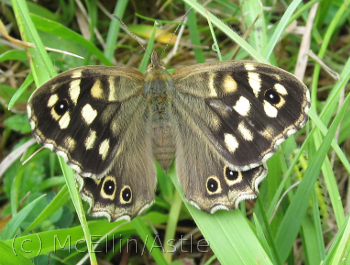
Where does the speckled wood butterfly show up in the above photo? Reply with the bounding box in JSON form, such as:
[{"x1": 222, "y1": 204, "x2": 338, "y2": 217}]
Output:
[{"x1": 27, "y1": 49, "x2": 309, "y2": 222}]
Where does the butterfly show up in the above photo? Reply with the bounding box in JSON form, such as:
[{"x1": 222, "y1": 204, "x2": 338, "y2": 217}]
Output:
[{"x1": 27, "y1": 50, "x2": 309, "y2": 222}]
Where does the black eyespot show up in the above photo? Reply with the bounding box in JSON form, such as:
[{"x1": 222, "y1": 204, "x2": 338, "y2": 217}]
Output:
[
  {"x1": 265, "y1": 89, "x2": 280, "y2": 104},
  {"x1": 207, "y1": 178, "x2": 218, "y2": 192},
  {"x1": 225, "y1": 167, "x2": 238, "y2": 181},
  {"x1": 103, "y1": 180, "x2": 115, "y2": 196},
  {"x1": 122, "y1": 187, "x2": 132, "y2": 202},
  {"x1": 54, "y1": 100, "x2": 69, "y2": 115}
]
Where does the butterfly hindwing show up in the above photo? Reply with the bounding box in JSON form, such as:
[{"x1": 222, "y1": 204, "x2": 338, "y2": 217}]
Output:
[
  {"x1": 172, "y1": 105, "x2": 268, "y2": 211},
  {"x1": 76, "y1": 115, "x2": 156, "y2": 221},
  {"x1": 171, "y1": 61, "x2": 309, "y2": 171}
]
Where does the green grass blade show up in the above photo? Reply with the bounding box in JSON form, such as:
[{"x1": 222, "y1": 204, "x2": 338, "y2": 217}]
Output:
[
  {"x1": 182, "y1": 0, "x2": 268, "y2": 63},
  {"x1": 104, "y1": 0, "x2": 129, "y2": 60},
  {"x1": 275, "y1": 93, "x2": 350, "y2": 263},
  {"x1": 29, "y1": 14, "x2": 113, "y2": 66},
  {"x1": 22, "y1": 185, "x2": 70, "y2": 235},
  {"x1": 263, "y1": 0, "x2": 303, "y2": 60},
  {"x1": 185, "y1": 3, "x2": 205, "y2": 63},
  {"x1": 0, "y1": 240, "x2": 34, "y2": 265},
  {"x1": 169, "y1": 171, "x2": 273, "y2": 265},
  {"x1": 132, "y1": 217, "x2": 168, "y2": 265},
  {"x1": 0, "y1": 194, "x2": 46, "y2": 240}
]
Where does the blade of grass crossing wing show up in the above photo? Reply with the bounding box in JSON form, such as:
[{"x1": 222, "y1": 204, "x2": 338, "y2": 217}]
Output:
[{"x1": 58, "y1": 157, "x2": 98, "y2": 265}]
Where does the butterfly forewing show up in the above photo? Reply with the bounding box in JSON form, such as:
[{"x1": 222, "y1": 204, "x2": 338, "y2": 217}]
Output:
[
  {"x1": 171, "y1": 61, "x2": 309, "y2": 171},
  {"x1": 28, "y1": 66, "x2": 146, "y2": 178}
]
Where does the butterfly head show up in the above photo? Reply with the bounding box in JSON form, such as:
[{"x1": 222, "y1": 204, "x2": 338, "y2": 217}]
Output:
[
  {"x1": 144, "y1": 51, "x2": 171, "y2": 88},
  {"x1": 146, "y1": 51, "x2": 166, "y2": 72}
]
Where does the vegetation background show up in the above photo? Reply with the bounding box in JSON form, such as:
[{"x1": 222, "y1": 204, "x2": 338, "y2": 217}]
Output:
[{"x1": 0, "y1": 0, "x2": 350, "y2": 264}]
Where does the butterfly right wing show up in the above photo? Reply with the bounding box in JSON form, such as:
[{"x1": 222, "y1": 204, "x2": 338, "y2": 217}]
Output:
[{"x1": 169, "y1": 60, "x2": 308, "y2": 212}]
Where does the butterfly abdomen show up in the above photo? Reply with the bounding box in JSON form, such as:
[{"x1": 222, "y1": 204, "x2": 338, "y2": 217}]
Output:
[{"x1": 152, "y1": 122, "x2": 175, "y2": 171}]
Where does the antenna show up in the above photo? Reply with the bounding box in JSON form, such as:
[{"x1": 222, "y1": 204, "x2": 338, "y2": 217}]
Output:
[
  {"x1": 160, "y1": 8, "x2": 193, "y2": 60},
  {"x1": 113, "y1": 8, "x2": 192, "y2": 63},
  {"x1": 113, "y1": 14, "x2": 151, "y2": 57}
]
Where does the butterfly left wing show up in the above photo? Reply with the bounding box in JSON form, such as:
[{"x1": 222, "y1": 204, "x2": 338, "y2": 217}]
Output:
[{"x1": 27, "y1": 66, "x2": 157, "y2": 221}]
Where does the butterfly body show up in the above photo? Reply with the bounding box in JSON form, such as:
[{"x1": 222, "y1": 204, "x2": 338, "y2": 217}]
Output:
[
  {"x1": 144, "y1": 52, "x2": 176, "y2": 171},
  {"x1": 28, "y1": 51, "x2": 309, "y2": 221}
]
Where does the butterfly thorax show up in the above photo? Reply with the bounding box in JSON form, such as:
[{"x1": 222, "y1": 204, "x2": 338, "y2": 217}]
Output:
[{"x1": 144, "y1": 52, "x2": 175, "y2": 171}]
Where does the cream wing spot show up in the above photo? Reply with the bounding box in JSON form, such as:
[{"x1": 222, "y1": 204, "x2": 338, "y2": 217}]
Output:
[
  {"x1": 58, "y1": 112, "x2": 71, "y2": 129},
  {"x1": 94, "y1": 179, "x2": 102, "y2": 185},
  {"x1": 248, "y1": 72, "x2": 261, "y2": 98},
  {"x1": 108, "y1": 77, "x2": 116, "y2": 101},
  {"x1": 223, "y1": 75, "x2": 237, "y2": 94},
  {"x1": 224, "y1": 133, "x2": 239, "y2": 153},
  {"x1": 274, "y1": 83, "x2": 288, "y2": 95},
  {"x1": 244, "y1": 63, "x2": 256, "y2": 71},
  {"x1": 85, "y1": 130, "x2": 97, "y2": 150},
  {"x1": 29, "y1": 120, "x2": 36, "y2": 131},
  {"x1": 99, "y1": 139, "x2": 110, "y2": 160},
  {"x1": 208, "y1": 72, "x2": 218, "y2": 97},
  {"x1": 91, "y1": 80, "x2": 103, "y2": 99},
  {"x1": 233, "y1": 96, "x2": 251, "y2": 116},
  {"x1": 260, "y1": 125, "x2": 274, "y2": 139},
  {"x1": 71, "y1": 70, "x2": 82, "y2": 79},
  {"x1": 264, "y1": 101, "x2": 278, "y2": 118},
  {"x1": 81, "y1": 104, "x2": 98, "y2": 125},
  {"x1": 50, "y1": 108, "x2": 60, "y2": 121},
  {"x1": 27, "y1": 105, "x2": 32, "y2": 118},
  {"x1": 47, "y1": 94, "x2": 59, "y2": 107},
  {"x1": 69, "y1": 80, "x2": 81, "y2": 105},
  {"x1": 64, "y1": 136, "x2": 76, "y2": 152},
  {"x1": 238, "y1": 121, "x2": 254, "y2": 141}
]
